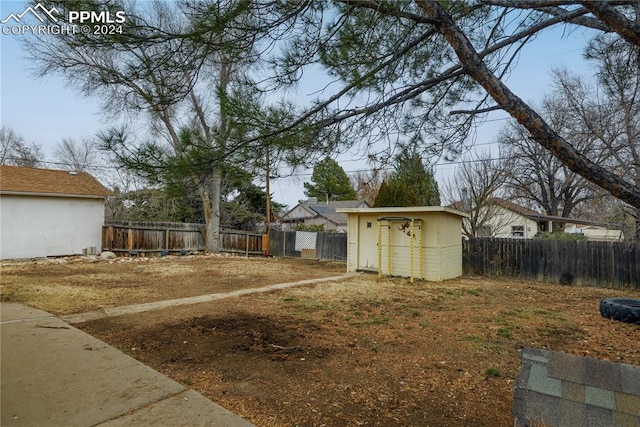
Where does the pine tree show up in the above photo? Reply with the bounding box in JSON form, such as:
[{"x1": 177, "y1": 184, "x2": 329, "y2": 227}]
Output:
[
  {"x1": 304, "y1": 157, "x2": 357, "y2": 201},
  {"x1": 374, "y1": 181, "x2": 419, "y2": 207},
  {"x1": 374, "y1": 149, "x2": 440, "y2": 207}
]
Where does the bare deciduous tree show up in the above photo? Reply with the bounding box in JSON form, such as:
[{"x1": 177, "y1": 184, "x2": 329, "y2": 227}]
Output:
[
  {"x1": 53, "y1": 138, "x2": 99, "y2": 172},
  {"x1": 499, "y1": 94, "x2": 602, "y2": 225},
  {"x1": 352, "y1": 168, "x2": 390, "y2": 206},
  {"x1": 443, "y1": 150, "x2": 509, "y2": 238},
  {"x1": 0, "y1": 126, "x2": 43, "y2": 168},
  {"x1": 551, "y1": 34, "x2": 640, "y2": 238}
]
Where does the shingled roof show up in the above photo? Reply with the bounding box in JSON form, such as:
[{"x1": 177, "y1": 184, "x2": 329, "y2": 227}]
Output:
[
  {"x1": 283, "y1": 200, "x2": 371, "y2": 225},
  {"x1": 0, "y1": 165, "x2": 111, "y2": 198},
  {"x1": 449, "y1": 198, "x2": 544, "y2": 219}
]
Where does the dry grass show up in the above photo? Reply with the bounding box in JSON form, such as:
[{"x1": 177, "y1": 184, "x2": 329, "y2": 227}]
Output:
[
  {"x1": 77, "y1": 272, "x2": 640, "y2": 427},
  {"x1": 0, "y1": 255, "x2": 346, "y2": 315},
  {"x1": 1, "y1": 283, "x2": 150, "y2": 314}
]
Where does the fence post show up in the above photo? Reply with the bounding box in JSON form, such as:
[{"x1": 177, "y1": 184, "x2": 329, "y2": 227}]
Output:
[
  {"x1": 107, "y1": 225, "x2": 114, "y2": 251},
  {"x1": 127, "y1": 228, "x2": 133, "y2": 251}
]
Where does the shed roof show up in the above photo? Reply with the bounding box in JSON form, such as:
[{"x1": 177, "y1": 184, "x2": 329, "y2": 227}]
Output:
[
  {"x1": 0, "y1": 165, "x2": 112, "y2": 198},
  {"x1": 338, "y1": 206, "x2": 468, "y2": 217}
]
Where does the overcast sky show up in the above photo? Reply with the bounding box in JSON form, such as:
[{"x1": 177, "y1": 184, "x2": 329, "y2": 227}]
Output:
[{"x1": 1, "y1": 1, "x2": 598, "y2": 208}]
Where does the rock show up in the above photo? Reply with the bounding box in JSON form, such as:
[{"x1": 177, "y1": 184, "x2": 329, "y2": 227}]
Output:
[{"x1": 100, "y1": 251, "x2": 116, "y2": 260}]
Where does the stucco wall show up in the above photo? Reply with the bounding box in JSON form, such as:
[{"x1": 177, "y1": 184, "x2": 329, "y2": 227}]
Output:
[{"x1": 0, "y1": 195, "x2": 105, "y2": 259}]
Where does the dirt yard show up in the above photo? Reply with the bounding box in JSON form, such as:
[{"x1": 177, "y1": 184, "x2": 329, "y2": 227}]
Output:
[
  {"x1": 2, "y1": 255, "x2": 639, "y2": 426},
  {"x1": 0, "y1": 255, "x2": 345, "y2": 315}
]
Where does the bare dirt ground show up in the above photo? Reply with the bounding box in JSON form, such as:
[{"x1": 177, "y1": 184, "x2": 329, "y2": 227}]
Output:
[{"x1": 2, "y1": 255, "x2": 639, "y2": 426}]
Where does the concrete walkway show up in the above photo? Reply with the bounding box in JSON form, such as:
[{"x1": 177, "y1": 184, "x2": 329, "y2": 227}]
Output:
[
  {"x1": 1, "y1": 302, "x2": 254, "y2": 426},
  {"x1": 61, "y1": 273, "x2": 360, "y2": 324}
]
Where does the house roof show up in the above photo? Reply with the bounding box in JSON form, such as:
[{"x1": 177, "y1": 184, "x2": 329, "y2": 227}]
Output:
[
  {"x1": 486, "y1": 198, "x2": 542, "y2": 218},
  {"x1": 448, "y1": 198, "x2": 546, "y2": 219},
  {"x1": 283, "y1": 200, "x2": 370, "y2": 225},
  {"x1": 0, "y1": 165, "x2": 112, "y2": 198},
  {"x1": 320, "y1": 200, "x2": 370, "y2": 209},
  {"x1": 450, "y1": 198, "x2": 622, "y2": 229},
  {"x1": 486, "y1": 199, "x2": 622, "y2": 227}
]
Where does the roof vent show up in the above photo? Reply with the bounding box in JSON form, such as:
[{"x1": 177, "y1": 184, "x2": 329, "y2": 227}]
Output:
[{"x1": 69, "y1": 171, "x2": 78, "y2": 176}]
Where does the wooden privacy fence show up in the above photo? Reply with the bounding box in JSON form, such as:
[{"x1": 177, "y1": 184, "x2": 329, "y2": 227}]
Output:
[
  {"x1": 102, "y1": 222, "x2": 262, "y2": 256},
  {"x1": 103, "y1": 222, "x2": 204, "y2": 255},
  {"x1": 268, "y1": 230, "x2": 347, "y2": 261},
  {"x1": 102, "y1": 224, "x2": 344, "y2": 260},
  {"x1": 220, "y1": 229, "x2": 263, "y2": 256},
  {"x1": 316, "y1": 232, "x2": 348, "y2": 261},
  {"x1": 463, "y1": 238, "x2": 639, "y2": 289}
]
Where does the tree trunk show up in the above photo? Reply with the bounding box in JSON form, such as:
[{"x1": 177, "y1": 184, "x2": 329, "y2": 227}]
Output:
[
  {"x1": 209, "y1": 169, "x2": 222, "y2": 252},
  {"x1": 200, "y1": 170, "x2": 222, "y2": 253}
]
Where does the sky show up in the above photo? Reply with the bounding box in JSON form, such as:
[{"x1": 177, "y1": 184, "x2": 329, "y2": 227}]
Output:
[{"x1": 0, "y1": 1, "x2": 598, "y2": 208}]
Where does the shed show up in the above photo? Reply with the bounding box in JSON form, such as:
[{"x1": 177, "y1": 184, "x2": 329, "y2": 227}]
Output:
[
  {"x1": 337, "y1": 207, "x2": 468, "y2": 282},
  {"x1": 0, "y1": 165, "x2": 112, "y2": 259}
]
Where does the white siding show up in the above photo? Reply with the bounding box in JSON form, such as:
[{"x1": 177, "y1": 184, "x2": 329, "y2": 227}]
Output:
[
  {"x1": 0, "y1": 195, "x2": 105, "y2": 259},
  {"x1": 436, "y1": 214, "x2": 463, "y2": 281},
  {"x1": 565, "y1": 224, "x2": 623, "y2": 241},
  {"x1": 346, "y1": 215, "x2": 359, "y2": 272},
  {"x1": 439, "y1": 245, "x2": 463, "y2": 280},
  {"x1": 283, "y1": 205, "x2": 315, "y2": 221},
  {"x1": 439, "y1": 214, "x2": 463, "y2": 246},
  {"x1": 344, "y1": 209, "x2": 464, "y2": 281},
  {"x1": 482, "y1": 206, "x2": 539, "y2": 238},
  {"x1": 305, "y1": 216, "x2": 339, "y2": 230},
  {"x1": 382, "y1": 220, "x2": 419, "y2": 278}
]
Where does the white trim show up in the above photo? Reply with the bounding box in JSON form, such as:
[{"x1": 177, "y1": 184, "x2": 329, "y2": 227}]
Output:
[
  {"x1": 0, "y1": 191, "x2": 107, "y2": 199},
  {"x1": 337, "y1": 206, "x2": 468, "y2": 217}
]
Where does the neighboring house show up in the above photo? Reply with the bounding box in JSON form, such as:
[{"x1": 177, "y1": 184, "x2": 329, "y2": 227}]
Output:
[
  {"x1": 449, "y1": 198, "x2": 551, "y2": 239},
  {"x1": 452, "y1": 198, "x2": 623, "y2": 240},
  {"x1": 480, "y1": 199, "x2": 554, "y2": 239},
  {"x1": 563, "y1": 223, "x2": 624, "y2": 241},
  {"x1": 0, "y1": 165, "x2": 112, "y2": 259},
  {"x1": 282, "y1": 200, "x2": 370, "y2": 232}
]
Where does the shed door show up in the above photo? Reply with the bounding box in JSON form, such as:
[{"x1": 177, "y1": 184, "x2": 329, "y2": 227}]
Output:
[{"x1": 357, "y1": 217, "x2": 378, "y2": 271}]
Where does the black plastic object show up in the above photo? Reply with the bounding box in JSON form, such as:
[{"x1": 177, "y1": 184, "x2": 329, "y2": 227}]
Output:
[{"x1": 599, "y1": 298, "x2": 640, "y2": 325}]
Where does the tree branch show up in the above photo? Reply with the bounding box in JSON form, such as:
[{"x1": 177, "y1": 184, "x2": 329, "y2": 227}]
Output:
[
  {"x1": 339, "y1": 0, "x2": 439, "y2": 25},
  {"x1": 480, "y1": 0, "x2": 634, "y2": 32},
  {"x1": 449, "y1": 106, "x2": 503, "y2": 115},
  {"x1": 416, "y1": 0, "x2": 640, "y2": 208},
  {"x1": 582, "y1": 1, "x2": 640, "y2": 46}
]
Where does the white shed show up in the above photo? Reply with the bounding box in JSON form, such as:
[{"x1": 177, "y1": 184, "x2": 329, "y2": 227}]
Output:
[
  {"x1": 338, "y1": 207, "x2": 468, "y2": 282},
  {"x1": 0, "y1": 165, "x2": 111, "y2": 259}
]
